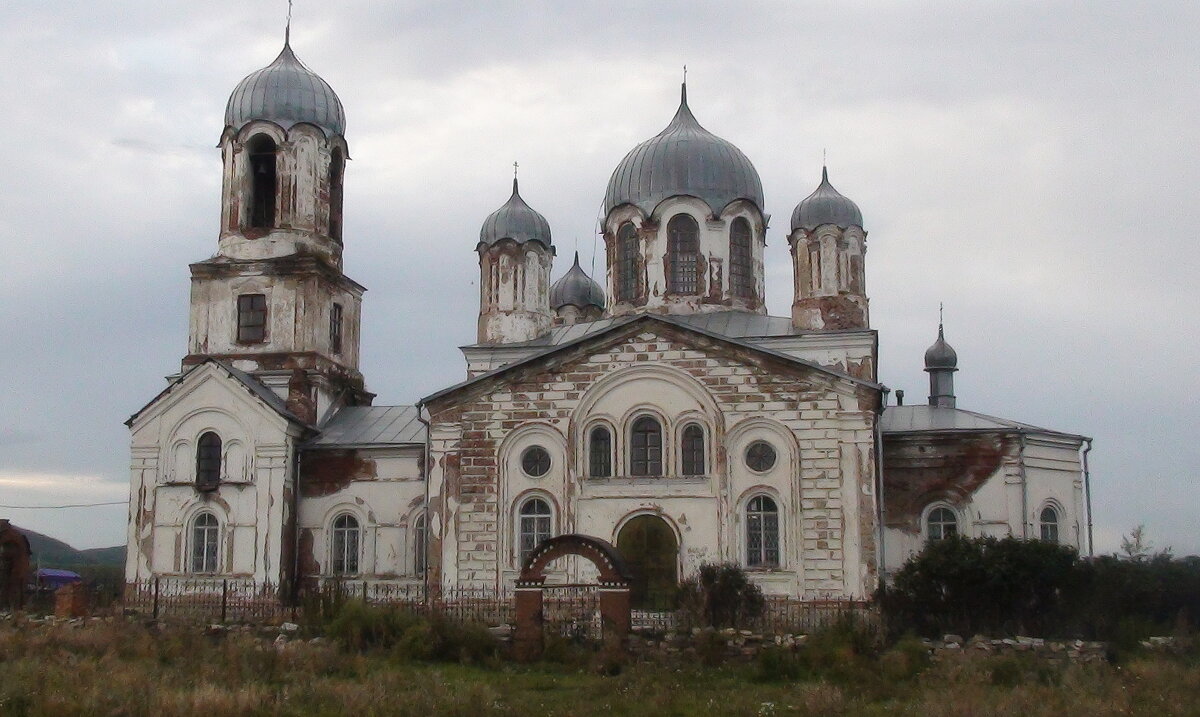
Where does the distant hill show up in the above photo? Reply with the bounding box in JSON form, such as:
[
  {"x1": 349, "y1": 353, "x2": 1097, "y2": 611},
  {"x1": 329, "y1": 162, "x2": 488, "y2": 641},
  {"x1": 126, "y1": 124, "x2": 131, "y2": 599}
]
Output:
[{"x1": 10, "y1": 524, "x2": 125, "y2": 568}]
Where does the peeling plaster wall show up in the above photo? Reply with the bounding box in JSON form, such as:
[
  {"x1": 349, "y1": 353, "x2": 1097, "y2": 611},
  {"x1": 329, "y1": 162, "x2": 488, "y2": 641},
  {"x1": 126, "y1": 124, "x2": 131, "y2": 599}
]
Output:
[
  {"x1": 788, "y1": 224, "x2": 869, "y2": 331},
  {"x1": 477, "y1": 241, "x2": 554, "y2": 344},
  {"x1": 427, "y1": 325, "x2": 880, "y2": 599}
]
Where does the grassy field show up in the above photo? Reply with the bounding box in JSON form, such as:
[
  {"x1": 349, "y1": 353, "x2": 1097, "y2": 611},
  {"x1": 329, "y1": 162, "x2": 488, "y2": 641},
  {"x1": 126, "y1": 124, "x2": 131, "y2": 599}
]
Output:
[{"x1": 1, "y1": 618, "x2": 1198, "y2": 716}]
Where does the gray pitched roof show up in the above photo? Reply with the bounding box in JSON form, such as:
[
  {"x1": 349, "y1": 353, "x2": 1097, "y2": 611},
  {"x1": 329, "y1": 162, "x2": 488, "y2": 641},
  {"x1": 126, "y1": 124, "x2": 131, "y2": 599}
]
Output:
[
  {"x1": 125, "y1": 359, "x2": 306, "y2": 427},
  {"x1": 881, "y1": 405, "x2": 1088, "y2": 441},
  {"x1": 306, "y1": 405, "x2": 425, "y2": 448},
  {"x1": 466, "y1": 310, "x2": 800, "y2": 349}
]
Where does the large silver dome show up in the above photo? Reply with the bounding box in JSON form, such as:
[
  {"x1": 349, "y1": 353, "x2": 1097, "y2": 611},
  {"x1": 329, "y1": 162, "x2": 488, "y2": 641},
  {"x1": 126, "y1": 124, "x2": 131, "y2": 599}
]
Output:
[
  {"x1": 479, "y1": 179, "x2": 553, "y2": 248},
  {"x1": 550, "y1": 253, "x2": 605, "y2": 309},
  {"x1": 791, "y1": 167, "x2": 863, "y2": 231},
  {"x1": 225, "y1": 40, "x2": 346, "y2": 137},
  {"x1": 604, "y1": 85, "x2": 764, "y2": 217}
]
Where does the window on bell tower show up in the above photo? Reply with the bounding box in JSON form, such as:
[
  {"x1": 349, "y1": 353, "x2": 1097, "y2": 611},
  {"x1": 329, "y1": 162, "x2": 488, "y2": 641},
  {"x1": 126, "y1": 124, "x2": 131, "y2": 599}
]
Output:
[
  {"x1": 248, "y1": 135, "x2": 278, "y2": 230},
  {"x1": 330, "y1": 303, "x2": 343, "y2": 355},
  {"x1": 237, "y1": 294, "x2": 267, "y2": 343}
]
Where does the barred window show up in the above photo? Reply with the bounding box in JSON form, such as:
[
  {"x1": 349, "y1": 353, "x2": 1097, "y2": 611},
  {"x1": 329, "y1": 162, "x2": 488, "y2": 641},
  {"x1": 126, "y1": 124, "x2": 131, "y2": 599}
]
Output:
[
  {"x1": 617, "y1": 222, "x2": 638, "y2": 301},
  {"x1": 195, "y1": 432, "x2": 221, "y2": 491},
  {"x1": 191, "y1": 512, "x2": 219, "y2": 573},
  {"x1": 681, "y1": 423, "x2": 705, "y2": 476},
  {"x1": 729, "y1": 217, "x2": 753, "y2": 298},
  {"x1": 746, "y1": 495, "x2": 780, "y2": 567},
  {"x1": 331, "y1": 514, "x2": 360, "y2": 575},
  {"x1": 1040, "y1": 506, "x2": 1060, "y2": 543},
  {"x1": 413, "y1": 513, "x2": 427, "y2": 575},
  {"x1": 248, "y1": 134, "x2": 277, "y2": 229},
  {"x1": 667, "y1": 214, "x2": 700, "y2": 294},
  {"x1": 630, "y1": 416, "x2": 663, "y2": 477},
  {"x1": 745, "y1": 441, "x2": 776, "y2": 472},
  {"x1": 521, "y1": 446, "x2": 551, "y2": 477},
  {"x1": 518, "y1": 498, "x2": 552, "y2": 566},
  {"x1": 237, "y1": 294, "x2": 267, "y2": 343},
  {"x1": 329, "y1": 303, "x2": 343, "y2": 355},
  {"x1": 589, "y1": 426, "x2": 612, "y2": 478},
  {"x1": 927, "y1": 506, "x2": 958, "y2": 541}
]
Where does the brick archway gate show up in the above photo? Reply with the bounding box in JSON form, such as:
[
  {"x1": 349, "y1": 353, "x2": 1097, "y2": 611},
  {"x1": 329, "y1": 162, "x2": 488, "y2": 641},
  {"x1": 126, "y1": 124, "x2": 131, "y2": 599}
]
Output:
[{"x1": 513, "y1": 534, "x2": 634, "y2": 661}]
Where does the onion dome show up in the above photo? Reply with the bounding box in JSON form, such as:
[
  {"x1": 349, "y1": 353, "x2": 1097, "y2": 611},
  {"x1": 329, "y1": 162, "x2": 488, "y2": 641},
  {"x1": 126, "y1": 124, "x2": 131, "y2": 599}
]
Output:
[
  {"x1": 550, "y1": 253, "x2": 605, "y2": 309},
  {"x1": 791, "y1": 167, "x2": 863, "y2": 231},
  {"x1": 225, "y1": 39, "x2": 346, "y2": 137},
  {"x1": 924, "y1": 324, "x2": 958, "y2": 371},
  {"x1": 604, "y1": 84, "x2": 764, "y2": 217},
  {"x1": 479, "y1": 178, "x2": 552, "y2": 248}
]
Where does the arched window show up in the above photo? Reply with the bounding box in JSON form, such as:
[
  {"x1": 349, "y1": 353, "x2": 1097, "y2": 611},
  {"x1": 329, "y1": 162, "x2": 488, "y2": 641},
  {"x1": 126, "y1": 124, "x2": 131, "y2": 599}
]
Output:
[
  {"x1": 729, "y1": 217, "x2": 753, "y2": 299},
  {"x1": 927, "y1": 506, "x2": 958, "y2": 541},
  {"x1": 630, "y1": 416, "x2": 663, "y2": 477},
  {"x1": 1040, "y1": 506, "x2": 1060, "y2": 543},
  {"x1": 518, "y1": 498, "x2": 552, "y2": 566},
  {"x1": 617, "y1": 222, "x2": 638, "y2": 301},
  {"x1": 681, "y1": 423, "x2": 705, "y2": 476},
  {"x1": 191, "y1": 512, "x2": 219, "y2": 573},
  {"x1": 667, "y1": 214, "x2": 700, "y2": 294},
  {"x1": 331, "y1": 514, "x2": 360, "y2": 575},
  {"x1": 195, "y1": 432, "x2": 221, "y2": 491},
  {"x1": 589, "y1": 425, "x2": 612, "y2": 478},
  {"x1": 328, "y1": 148, "x2": 345, "y2": 242},
  {"x1": 413, "y1": 513, "x2": 427, "y2": 575},
  {"x1": 247, "y1": 135, "x2": 278, "y2": 229},
  {"x1": 746, "y1": 495, "x2": 780, "y2": 567}
]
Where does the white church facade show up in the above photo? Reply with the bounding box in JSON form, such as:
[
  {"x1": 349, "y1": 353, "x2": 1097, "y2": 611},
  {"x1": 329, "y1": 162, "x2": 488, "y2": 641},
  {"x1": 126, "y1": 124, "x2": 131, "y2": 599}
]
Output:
[{"x1": 124, "y1": 38, "x2": 1092, "y2": 604}]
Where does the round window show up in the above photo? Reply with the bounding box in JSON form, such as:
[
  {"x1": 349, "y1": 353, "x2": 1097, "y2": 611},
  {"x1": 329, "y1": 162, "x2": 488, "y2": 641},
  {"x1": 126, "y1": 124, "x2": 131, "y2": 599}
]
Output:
[
  {"x1": 745, "y1": 441, "x2": 777, "y2": 472},
  {"x1": 521, "y1": 446, "x2": 551, "y2": 477}
]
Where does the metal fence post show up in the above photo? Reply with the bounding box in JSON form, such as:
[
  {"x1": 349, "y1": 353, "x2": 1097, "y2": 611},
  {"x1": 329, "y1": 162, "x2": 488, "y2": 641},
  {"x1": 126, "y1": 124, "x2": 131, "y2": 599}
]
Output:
[
  {"x1": 153, "y1": 577, "x2": 160, "y2": 620},
  {"x1": 221, "y1": 579, "x2": 228, "y2": 623},
  {"x1": 362, "y1": 580, "x2": 368, "y2": 603}
]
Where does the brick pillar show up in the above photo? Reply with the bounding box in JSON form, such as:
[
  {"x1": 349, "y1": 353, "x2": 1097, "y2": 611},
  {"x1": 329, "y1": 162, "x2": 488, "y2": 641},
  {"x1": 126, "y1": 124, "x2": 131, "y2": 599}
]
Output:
[
  {"x1": 513, "y1": 582, "x2": 544, "y2": 662},
  {"x1": 598, "y1": 584, "x2": 631, "y2": 645}
]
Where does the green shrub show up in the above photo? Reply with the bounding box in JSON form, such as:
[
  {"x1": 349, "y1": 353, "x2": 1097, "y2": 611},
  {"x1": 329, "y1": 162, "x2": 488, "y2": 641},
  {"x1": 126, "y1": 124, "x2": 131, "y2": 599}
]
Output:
[
  {"x1": 879, "y1": 636, "x2": 931, "y2": 682},
  {"x1": 676, "y1": 563, "x2": 765, "y2": 629},
  {"x1": 756, "y1": 646, "x2": 801, "y2": 681},
  {"x1": 324, "y1": 601, "x2": 498, "y2": 664}
]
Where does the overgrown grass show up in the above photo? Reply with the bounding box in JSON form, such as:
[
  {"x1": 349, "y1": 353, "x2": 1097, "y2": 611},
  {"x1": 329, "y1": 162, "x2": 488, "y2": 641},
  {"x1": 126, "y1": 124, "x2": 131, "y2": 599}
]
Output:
[{"x1": 1, "y1": 617, "x2": 1198, "y2": 716}]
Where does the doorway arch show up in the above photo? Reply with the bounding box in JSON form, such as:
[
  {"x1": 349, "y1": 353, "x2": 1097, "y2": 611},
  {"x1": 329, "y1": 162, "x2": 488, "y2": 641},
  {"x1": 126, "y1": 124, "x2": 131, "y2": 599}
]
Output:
[{"x1": 616, "y1": 515, "x2": 679, "y2": 610}]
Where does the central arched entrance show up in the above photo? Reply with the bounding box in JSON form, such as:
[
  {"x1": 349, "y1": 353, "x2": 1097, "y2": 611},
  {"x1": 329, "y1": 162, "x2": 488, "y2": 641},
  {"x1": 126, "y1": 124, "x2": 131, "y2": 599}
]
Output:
[{"x1": 616, "y1": 515, "x2": 678, "y2": 609}]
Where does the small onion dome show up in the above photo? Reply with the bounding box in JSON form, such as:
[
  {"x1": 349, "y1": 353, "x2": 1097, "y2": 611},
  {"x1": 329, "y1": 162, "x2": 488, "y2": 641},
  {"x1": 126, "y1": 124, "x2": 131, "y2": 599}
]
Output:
[
  {"x1": 791, "y1": 166, "x2": 863, "y2": 231},
  {"x1": 604, "y1": 84, "x2": 764, "y2": 217},
  {"x1": 924, "y1": 324, "x2": 958, "y2": 371},
  {"x1": 550, "y1": 253, "x2": 605, "y2": 310},
  {"x1": 225, "y1": 39, "x2": 346, "y2": 137},
  {"x1": 479, "y1": 178, "x2": 552, "y2": 248}
]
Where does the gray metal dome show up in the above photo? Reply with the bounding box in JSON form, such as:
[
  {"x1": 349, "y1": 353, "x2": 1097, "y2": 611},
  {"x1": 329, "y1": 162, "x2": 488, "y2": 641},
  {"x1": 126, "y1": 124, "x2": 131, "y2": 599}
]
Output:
[
  {"x1": 479, "y1": 179, "x2": 553, "y2": 248},
  {"x1": 225, "y1": 40, "x2": 346, "y2": 137},
  {"x1": 791, "y1": 167, "x2": 863, "y2": 231},
  {"x1": 924, "y1": 324, "x2": 958, "y2": 370},
  {"x1": 550, "y1": 253, "x2": 605, "y2": 309},
  {"x1": 604, "y1": 84, "x2": 764, "y2": 217}
]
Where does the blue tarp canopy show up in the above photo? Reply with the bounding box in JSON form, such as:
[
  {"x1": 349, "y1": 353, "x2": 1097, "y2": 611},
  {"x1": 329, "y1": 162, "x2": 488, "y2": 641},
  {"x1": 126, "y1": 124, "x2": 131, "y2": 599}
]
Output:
[{"x1": 36, "y1": 568, "x2": 82, "y2": 588}]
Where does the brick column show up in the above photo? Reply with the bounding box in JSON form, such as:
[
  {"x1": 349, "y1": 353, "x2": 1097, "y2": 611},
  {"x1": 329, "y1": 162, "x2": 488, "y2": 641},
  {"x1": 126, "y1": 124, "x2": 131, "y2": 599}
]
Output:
[
  {"x1": 598, "y1": 584, "x2": 631, "y2": 645},
  {"x1": 513, "y1": 581, "x2": 545, "y2": 661}
]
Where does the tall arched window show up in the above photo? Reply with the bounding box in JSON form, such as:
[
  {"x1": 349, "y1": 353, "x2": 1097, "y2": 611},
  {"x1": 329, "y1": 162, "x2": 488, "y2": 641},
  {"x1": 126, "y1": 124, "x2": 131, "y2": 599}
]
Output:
[
  {"x1": 667, "y1": 214, "x2": 700, "y2": 294},
  {"x1": 589, "y1": 425, "x2": 612, "y2": 478},
  {"x1": 331, "y1": 514, "x2": 360, "y2": 575},
  {"x1": 1040, "y1": 506, "x2": 1060, "y2": 543},
  {"x1": 927, "y1": 506, "x2": 958, "y2": 541},
  {"x1": 518, "y1": 498, "x2": 552, "y2": 566},
  {"x1": 191, "y1": 512, "x2": 219, "y2": 573},
  {"x1": 729, "y1": 217, "x2": 753, "y2": 299},
  {"x1": 617, "y1": 222, "x2": 638, "y2": 301},
  {"x1": 195, "y1": 432, "x2": 221, "y2": 491},
  {"x1": 328, "y1": 148, "x2": 345, "y2": 242},
  {"x1": 413, "y1": 513, "x2": 427, "y2": 575},
  {"x1": 746, "y1": 495, "x2": 780, "y2": 567},
  {"x1": 630, "y1": 416, "x2": 663, "y2": 477},
  {"x1": 247, "y1": 135, "x2": 278, "y2": 229},
  {"x1": 681, "y1": 423, "x2": 705, "y2": 476}
]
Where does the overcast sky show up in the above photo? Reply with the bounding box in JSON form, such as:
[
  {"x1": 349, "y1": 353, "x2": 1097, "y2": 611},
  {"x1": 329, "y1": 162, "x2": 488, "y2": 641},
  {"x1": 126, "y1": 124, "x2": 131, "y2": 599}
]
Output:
[{"x1": 1, "y1": 1, "x2": 1196, "y2": 555}]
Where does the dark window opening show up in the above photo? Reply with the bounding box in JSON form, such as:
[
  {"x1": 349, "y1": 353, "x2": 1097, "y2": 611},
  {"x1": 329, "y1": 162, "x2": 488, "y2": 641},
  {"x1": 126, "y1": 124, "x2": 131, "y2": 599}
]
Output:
[
  {"x1": 330, "y1": 303, "x2": 343, "y2": 355},
  {"x1": 927, "y1": 507, "x2": 958, "y2": 541},
  {"x1": 681, "y1": 423, "x2": 705, "y2": 476},
  {"x1": 521, "y1": 446, "x2": 551, "y2": 477},
  {"x1": 191, "y1": 512, "x2": 219, "y2": 573},
  {"x1": 746, "y1": 495, "x2": 780, "y2": 567},
  {"x1": 667, "y1": 214, "x2": 700, "y2": 294},
  {"x1": 518, "y1": 498, "x2": 552, "y2": 566},
  {"x1": 630, "y1": 416, "x2": 663, "y2": 477},
  {"x1": 746, "y1": 441, "x2": 777, "y2": 472},
  {"x1": 413, "y1": 514, "x2": 426, "y2": 575},
  {"x1": 332, "y1": 514, "x2": 360, "y2": 575},
  {"x1": 730, "y1": 217, "x2": 753, "y2": 298},
  {"x1": 196, "y1": 432, "x2": 221, "y2": 491},
  {"x1": 248, "y1": 135, "x2": 278, "y2": 230},
  {"x1": 617, "y1": 222, "x2": 638, "y2": 301},
  {"x1": 237, "y1": 294, "x2": 268, "y2": 343},
  {"x1": 1040, "y1": 506, "x2": 1060, "y2": 543},
  {"x1": 589, "y1": 426, "x2": 612, "y2": 478},
  {"x1": 328, "y1": 148, "x2": 345, "y2": 243}
]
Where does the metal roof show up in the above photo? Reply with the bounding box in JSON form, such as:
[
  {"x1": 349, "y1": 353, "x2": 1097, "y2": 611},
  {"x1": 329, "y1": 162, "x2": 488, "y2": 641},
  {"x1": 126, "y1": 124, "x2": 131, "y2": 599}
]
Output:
[
  {"x1": 603, "y1": 84, "x2": 764, "y2": 217},
  {"x1": 225, "y1": 40, "x2": 346, "y2": 137},
  {"x1": 924, "y1": 323, "x2": 958, "y2": 370},
  {"x1": 307, "y1": 405, "x2": 425, "y2": 448},
  {"x1": 478, "y1": 178, "x2": 552, "y2": 249},
  {"x1": 881, "y1": 405, "x2": 1087, "y2": 440},
  {"x1": 549, "y1": 253, "x2": 605, "y2": 309},
  {"x1": 790, "y1": 167, "x2": 863, "y2": 231},
  {"x1": 222, "y1": 363, "x2": 302, "y2": 422},
  {"x1": 468, "y1": 310, "x2": 800, "y2": 349}
]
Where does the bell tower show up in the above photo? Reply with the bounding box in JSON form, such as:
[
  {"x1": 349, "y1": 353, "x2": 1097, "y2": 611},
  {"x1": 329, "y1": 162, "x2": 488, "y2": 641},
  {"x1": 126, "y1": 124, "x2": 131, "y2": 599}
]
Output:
[{"x1": 184, "y1": 36, "x2": 370, "y2": 423}]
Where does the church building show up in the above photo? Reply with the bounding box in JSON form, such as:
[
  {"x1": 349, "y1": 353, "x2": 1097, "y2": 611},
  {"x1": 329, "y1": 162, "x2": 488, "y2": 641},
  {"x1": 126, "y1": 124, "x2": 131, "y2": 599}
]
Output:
[{"x1": 124, "y1": 38, "x2": 1092, "y2": 604}]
